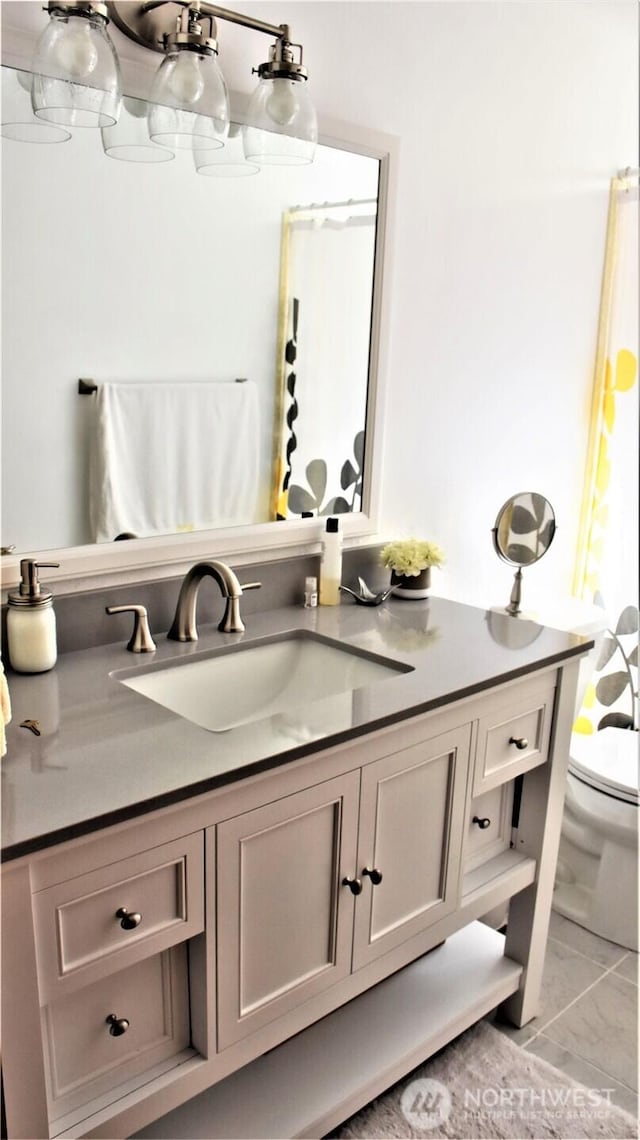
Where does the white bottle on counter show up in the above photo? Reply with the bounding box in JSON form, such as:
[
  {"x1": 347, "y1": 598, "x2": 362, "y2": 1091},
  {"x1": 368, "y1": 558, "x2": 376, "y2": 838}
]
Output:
[
  {"x1": 304, "y1": 576, "x2": 318, "y2": 608},
  {"x1": 319, "y1": 517, "x2": 342, "y2": 605},
  {"x1": 7, "y1": 560, "x2": 60, "y2": 673}
]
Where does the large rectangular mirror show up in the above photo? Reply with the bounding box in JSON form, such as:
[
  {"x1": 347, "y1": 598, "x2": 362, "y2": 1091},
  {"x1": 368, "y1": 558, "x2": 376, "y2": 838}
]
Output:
[{"x1": 1, "y1": 60, "x2": 394, "y2": 585}]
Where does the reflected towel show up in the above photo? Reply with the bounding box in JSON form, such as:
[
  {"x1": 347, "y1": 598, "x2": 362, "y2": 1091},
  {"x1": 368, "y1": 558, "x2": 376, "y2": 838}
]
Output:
[
  {"x1": 90, "y1": 380, "x2": 259, "y2": 542},
  {"x1": 1, "y1": 657, "x2": 11, "y2": 758}
]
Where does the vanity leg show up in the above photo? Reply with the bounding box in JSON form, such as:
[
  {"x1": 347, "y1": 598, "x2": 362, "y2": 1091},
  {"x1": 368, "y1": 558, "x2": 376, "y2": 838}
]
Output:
[
  {"x1": 500, "y1": 660, "x2": 579, "y2": 1027},
  {"x1": 1, "y1": 864, "x2": 50, "y2": 1139}
]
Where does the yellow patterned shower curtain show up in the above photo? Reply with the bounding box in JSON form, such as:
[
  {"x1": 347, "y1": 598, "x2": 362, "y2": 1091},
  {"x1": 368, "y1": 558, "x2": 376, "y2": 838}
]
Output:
[{"x1": 573, "y1": 170, "x2": 639, "y2": 734}]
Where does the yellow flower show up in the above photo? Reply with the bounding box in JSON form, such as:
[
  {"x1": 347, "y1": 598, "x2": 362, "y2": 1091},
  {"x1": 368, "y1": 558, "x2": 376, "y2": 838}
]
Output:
[{"x1": 380, "y1": 538, "x2": 446, "y2": 576}]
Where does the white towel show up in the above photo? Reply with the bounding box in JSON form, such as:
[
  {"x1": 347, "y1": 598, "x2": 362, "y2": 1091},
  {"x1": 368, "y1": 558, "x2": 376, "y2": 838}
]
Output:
[{"x1": 90, "y1": 381, "x2": 259, "y2": 542}]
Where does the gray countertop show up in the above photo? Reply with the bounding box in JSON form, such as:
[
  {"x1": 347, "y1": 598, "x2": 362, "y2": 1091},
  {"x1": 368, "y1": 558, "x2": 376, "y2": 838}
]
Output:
[{"x1": 1, "y1": 596, "x2": 590, "y2": 862}]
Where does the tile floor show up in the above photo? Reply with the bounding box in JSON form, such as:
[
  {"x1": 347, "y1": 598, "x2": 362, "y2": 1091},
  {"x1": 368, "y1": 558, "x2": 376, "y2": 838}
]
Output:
[{"x1": 493, "y1": 910, "x2": 638, "y2": 1119}]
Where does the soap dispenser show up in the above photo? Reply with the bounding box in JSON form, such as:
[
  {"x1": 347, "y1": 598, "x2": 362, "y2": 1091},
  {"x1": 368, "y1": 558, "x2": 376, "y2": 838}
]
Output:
[{"x1": 7, "y1": 560, "x2": 60, "y2": 673}]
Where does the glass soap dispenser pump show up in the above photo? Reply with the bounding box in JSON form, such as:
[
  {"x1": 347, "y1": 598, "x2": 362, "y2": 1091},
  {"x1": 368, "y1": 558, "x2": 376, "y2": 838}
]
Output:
[{"x1": 7, "y1": 559, "x2": 60, "y2": 673}]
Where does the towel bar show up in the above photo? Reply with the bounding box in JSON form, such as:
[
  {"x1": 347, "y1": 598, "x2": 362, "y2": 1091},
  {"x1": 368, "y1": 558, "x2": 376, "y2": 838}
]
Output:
[{"x1": 78, "y1": 378, "x2": 249, "y2": 395}]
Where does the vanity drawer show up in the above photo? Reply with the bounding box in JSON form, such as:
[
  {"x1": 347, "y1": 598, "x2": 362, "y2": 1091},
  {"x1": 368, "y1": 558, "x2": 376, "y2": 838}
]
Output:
[
  {"x1": 464, "y1": 783, "x2": 514, "y2": 872},
  {"x1": 33, "y1": 832, "x2": 204, "y2": 1001},
  {"x1": 43, "y1": 945, "x2": 190, "y2": 1121},
  {"x1": 473, "y1": 675, "x2": 555, "y2": 795}
]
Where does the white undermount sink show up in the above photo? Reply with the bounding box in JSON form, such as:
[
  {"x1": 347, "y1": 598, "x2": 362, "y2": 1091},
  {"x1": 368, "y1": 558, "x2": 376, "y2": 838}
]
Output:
[{"x1": 114, "y1": 631, "x2": 412, "y2": 733}]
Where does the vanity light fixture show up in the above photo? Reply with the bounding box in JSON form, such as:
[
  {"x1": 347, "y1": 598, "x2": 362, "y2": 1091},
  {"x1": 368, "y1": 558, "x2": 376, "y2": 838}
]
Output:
[
  {"x1": 31, "y1": 1, "x2": 122, "y2": 128},
  {"x1": 242, "y1": 32, "x2": 317, "y2": 166},
  {"x1": 108, "y1": 0, "x2": 317, "y2": 164},
  {"x1": 146, "y1": 5, "x2": 229, "y2": 150},
  {"x1": 28, "y1": 0, "x2": 317, "y2": 164}
]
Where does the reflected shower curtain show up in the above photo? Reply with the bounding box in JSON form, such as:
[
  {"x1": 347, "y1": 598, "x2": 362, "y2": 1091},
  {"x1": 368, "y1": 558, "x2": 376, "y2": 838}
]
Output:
[
  {"x1": 271, "y1": 208, "x2": 376, "y2": 520},
  {"x1": 573, "y1": 172, "x2": 639, "y2": 733}
]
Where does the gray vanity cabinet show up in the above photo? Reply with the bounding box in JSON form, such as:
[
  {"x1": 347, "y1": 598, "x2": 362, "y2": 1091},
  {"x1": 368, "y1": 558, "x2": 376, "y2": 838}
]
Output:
[{"x1": 1, "y1": 658, "x2": 580, "y2": 1140}]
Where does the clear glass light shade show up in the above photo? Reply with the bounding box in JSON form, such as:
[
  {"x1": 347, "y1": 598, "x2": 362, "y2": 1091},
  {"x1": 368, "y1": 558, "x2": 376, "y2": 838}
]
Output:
[
  {"x1": 149, "y1": 48, "x2": 229, "y2": 150},
  {"x1": 102, "y1": 97, "x2": 174, "y2": 162},
  {"x1": 194, "y1": 131, "x2": 259, "y2": 177},
  {"x1": 1, "y1": 66, "x2": 71, "y2": 143},
  {"x1": 31, "y1": 11, "x2": 121, "y2": 128},
  {"x1": 243, "y1": 77, "x2": 317, "y2": 166}
]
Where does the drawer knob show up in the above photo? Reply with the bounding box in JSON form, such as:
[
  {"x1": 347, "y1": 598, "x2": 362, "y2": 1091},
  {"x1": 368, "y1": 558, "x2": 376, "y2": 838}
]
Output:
[
  {"x1": 106, "y1": 1014, "x2": 130, "y2": 1037},
  {"x1": 342, "y1": 876, "x2": 363, "y2": 896},
  {"x1": 362, "y1": 867, "x2": 383, "y2": 885},
  {"x1": 116, "y1": 907, "x2": 142, "y2": 930},
  {"x1": 509, "y1": 736, "x2": 529, "y2": 751},
  {"x1": 472, "y1": 816, "x2": 491, "y2": 830}
]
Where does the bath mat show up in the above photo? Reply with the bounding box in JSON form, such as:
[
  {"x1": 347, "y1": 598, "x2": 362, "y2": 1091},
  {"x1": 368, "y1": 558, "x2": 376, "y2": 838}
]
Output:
[{"x1": 331, "y1": 1020, "x2": 636, "y2": 1139}]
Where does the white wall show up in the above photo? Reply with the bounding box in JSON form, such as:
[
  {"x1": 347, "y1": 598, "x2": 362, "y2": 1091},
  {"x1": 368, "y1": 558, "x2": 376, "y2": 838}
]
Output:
[{"x1": 227, "y1": 0, "x2": 638, "y2": 612}]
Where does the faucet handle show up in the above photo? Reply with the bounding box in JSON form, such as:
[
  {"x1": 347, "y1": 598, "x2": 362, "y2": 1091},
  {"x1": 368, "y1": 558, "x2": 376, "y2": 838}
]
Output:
[
  {"x1": 106, "y1": 605, "x2": 157, "y2": 653},
  {"x1": 218, "y1": 582, "x2": 262, "y2": 634}
]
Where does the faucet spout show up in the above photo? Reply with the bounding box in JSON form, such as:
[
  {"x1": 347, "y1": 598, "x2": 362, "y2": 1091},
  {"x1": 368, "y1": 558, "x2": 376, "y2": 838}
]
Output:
[{"x1": 167, "y1": 560, "x2": 246, "y2": 641}]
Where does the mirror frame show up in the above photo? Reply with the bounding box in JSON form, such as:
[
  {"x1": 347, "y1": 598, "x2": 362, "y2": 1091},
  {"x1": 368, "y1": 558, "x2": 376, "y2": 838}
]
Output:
[{"x1": 0, "y1": 21, "x2": 398, "y2": 594}]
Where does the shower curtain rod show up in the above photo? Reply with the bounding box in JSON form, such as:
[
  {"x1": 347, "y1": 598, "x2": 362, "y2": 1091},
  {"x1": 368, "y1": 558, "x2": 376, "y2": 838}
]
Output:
[{"x1": 288, "y1": 197, "x2": 377, "y2": 215}]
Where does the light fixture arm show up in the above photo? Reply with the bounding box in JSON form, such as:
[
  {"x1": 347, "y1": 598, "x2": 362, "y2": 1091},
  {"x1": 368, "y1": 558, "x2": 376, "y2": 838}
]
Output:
[
  {"x1": 110, "y1": 1, "x2": 292, "y2": 52},
  {"x1": 154, "y1": 0, "x2": 285, "y2": 41}
]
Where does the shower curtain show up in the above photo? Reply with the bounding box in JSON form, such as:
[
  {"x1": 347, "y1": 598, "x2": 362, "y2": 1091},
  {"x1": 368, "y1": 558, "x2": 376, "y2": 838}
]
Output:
[
  {"x1": 573, "y1": 171, "x2": 639, "y2": 734},
  {"x1": 271, "y1": 206, "x2": 376, "y2": 520}
]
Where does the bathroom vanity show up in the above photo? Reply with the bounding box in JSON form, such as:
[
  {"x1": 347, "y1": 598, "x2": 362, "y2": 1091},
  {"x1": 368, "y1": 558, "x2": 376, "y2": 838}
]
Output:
[{"x1": 1, "y1": 596, "x2": 589, "y2": 1139}]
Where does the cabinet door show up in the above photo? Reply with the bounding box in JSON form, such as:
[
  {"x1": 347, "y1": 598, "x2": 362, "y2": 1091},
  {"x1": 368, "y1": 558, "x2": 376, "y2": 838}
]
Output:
[
  {"x1": 217, "y1": 770, "x2": 360, "y2": 1049},
  {"x1": 352, "y1": 724, "x2": 471, "y2": 970}
]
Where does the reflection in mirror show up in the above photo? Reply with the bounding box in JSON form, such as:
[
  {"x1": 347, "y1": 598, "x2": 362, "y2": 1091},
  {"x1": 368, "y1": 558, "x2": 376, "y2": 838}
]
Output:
[
  {"x1": 0, "y1": 62, "x2": 71, "y2": 143},
  {"x1": 101, "y1": 96, "x2": 175, "y2": 163},
  {"x1": 0, "y1": 64, "x2": 381, "y2": 554},
  {"x1": 274, "y1": 199, "x2": 376, "y2": 519},
  {"x1": 492, "y1": 492, "x2": 556, "y2": 616}
]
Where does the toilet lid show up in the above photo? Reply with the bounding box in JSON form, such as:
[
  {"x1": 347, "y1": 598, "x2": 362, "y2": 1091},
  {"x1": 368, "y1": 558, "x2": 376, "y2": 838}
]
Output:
[{"x1": 569, "y1": 727, "x2": 639, "y2": 804}]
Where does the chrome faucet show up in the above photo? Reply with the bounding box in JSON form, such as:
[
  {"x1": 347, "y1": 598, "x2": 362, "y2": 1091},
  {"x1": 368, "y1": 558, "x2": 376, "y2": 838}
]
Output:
[{"x1": 167, "y1": 560, "x2": 261, "y2": 640}]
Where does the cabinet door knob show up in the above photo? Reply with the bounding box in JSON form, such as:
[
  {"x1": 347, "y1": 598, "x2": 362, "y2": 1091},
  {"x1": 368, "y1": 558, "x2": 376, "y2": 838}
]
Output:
[
  {"x1": 472, "y1": 816, "x2": 491, "y2": 830},
  {"x1": 115, "y1": 907, "x2": 142, "y2": 930},
  {"x1": 362, "y1": 867, "x2": 383, "y2": 885},
  {"x1": 342, "y1": 876, "x2": 363, "y2": 896},
  {"x1": 106, "y1": 1014, "x2": 130, "y2": 1037},
  {"x1": 509, "y1": 736, "x2": 529, "y2": 750}
]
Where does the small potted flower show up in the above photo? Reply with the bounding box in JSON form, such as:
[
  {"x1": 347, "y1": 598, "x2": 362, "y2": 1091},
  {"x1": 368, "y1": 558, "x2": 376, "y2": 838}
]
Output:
[{"x1": 380, "y1": 538, "x2": 445, "y2": 599}]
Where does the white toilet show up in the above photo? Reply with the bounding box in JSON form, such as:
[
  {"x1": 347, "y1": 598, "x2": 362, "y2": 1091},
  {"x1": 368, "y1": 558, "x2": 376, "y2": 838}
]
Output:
[
  {"x1": 554, "y1": 728, "x2": 638, "y2": 950},
  {"x1": 542, "y1": 600, "x2": 638, "y2": 951}
]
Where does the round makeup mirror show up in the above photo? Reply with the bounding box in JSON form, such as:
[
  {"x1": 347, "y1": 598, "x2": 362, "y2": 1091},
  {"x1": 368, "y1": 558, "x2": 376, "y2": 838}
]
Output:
[{"x1": 492, "y1": 492, "x2": 556, "y2": 616}]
